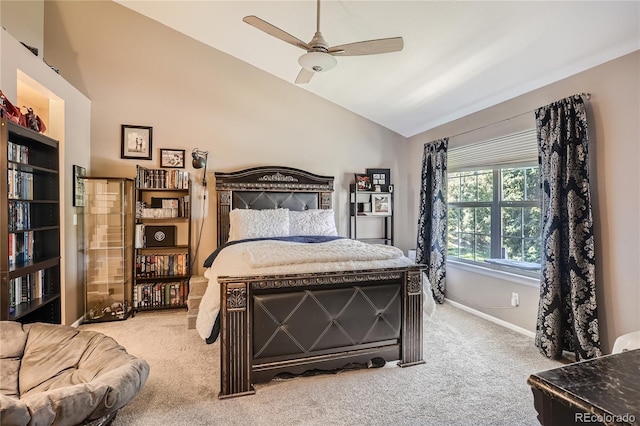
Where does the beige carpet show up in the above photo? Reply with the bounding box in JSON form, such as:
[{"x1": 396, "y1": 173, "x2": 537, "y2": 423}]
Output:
[{"x1": 79, "y1": 302, "x2": 562, "y2": 426}]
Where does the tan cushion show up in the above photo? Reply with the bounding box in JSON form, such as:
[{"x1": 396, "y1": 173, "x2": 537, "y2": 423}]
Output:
[
  {"x1": 0, "y1": 321, "x2": 149, "y2": 426},
  {"x1": 0, "y1": 321, "x2": 28, "y2": 399}
]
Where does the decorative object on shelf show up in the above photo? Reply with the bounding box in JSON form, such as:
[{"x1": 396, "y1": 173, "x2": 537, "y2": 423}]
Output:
[
  {"x1": 0, "y1": 90, "x2": 22, "y2": 124},
  {"x1": 366, "y1": 168, "x2": 391, "y2": 192},
  {"x1": 121, "y1": 124, "x2": 152, "y2": 160},
  {"x1": 72, "y1": 165, "x2": 86, "y2": 207},
  {"x1": 191, "y1": 148, "x2": 209, "y2": 187},
  {"x1": 22, "y1": 107, "x2": 46, "y2": 133},
  {"x1": 160, "y1": 148, "x2": 185, "y2": 168},
  {"x1": 143, "y1": 225, "x2": 176, "y2": 247},
  {"x1": 1, "y1": 93, "x2": 47, "y2": 133},
  {"x1": 372, "y1": 193, "x2": 392, "y2": 215},
  {"x1": 354, "y1": 173, "x2": 372, "y2": 190}
]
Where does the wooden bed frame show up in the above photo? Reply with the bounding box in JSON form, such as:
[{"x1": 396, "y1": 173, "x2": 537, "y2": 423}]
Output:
[{"x1": 214, "y1": 166, "x2": 425, "y2": 399}]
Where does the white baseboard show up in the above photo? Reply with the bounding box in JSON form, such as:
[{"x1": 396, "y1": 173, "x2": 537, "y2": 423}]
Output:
[{"x1": 445, "y1": 298, "x2": 536, "y2": 339}]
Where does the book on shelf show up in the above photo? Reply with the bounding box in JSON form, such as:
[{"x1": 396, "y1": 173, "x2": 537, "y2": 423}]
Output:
[
  {"x1": 135, "y1": 165, "x2": 190, "y2": 189},
  {"x1": 9, "y1": 231, "x2": 34, "y2": 266},
  {"x1": 135, "y1": 253, "x2": 189, "y2": 277},
  {"x1": 8, "y1": 201, "x2": 31, "y2": 231},
  {"x1": 134, "y1": 224, "x2": 145, "y2": 248},
  {"x1": 7, "y1": 141, "x2": 29, "y2": 164},
  {"x1": 8, "y1": 269, "x2": 46, "y2": 307},
  {"x1": 133, "y1": 281, "x2": 188, "y2": 308},
  {"x1": 7, "y1": 169, "x2": 34, "y2": 200}
]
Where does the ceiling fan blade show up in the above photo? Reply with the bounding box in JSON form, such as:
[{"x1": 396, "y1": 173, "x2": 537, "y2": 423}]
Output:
[
  {"x1": 243, "y1": 15, "x2": 311, "y2": 51},
  {"x1": 328, "y1": 37, "x2": 403, "y2": 56},
  {"x1": 295, "y1": 68, "x2": 314, "y2": 84}
]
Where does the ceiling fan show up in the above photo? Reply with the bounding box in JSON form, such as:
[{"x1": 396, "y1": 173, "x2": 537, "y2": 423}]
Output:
[{"x1": 243, "y1": 0, "x2": 404, "y2": 84}]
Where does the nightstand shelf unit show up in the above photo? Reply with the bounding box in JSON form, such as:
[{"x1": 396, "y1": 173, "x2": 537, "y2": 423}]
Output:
[{"x1": 348, "y1": 183, "x2": 394, "y2": 246}]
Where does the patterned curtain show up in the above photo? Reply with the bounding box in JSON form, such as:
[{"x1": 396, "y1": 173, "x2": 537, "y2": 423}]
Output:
[
  {"x1": 534, "y1": 95, "x2": 601, "y2": 360},
  {"x1": 416, "y1": 139, "x2": 448, "y2": 303}
]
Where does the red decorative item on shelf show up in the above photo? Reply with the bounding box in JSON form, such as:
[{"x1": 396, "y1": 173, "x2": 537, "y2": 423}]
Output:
[{"x1": 0, "y1": 91, "x2": 22, "y2": 124}]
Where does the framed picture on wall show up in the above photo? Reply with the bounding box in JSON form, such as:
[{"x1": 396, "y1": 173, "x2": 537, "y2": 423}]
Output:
[
  {"x1": 73, "y1": 165, "x2": 86, "y2": 207},
  {"x1": 371, "y1": 193, "x2": 391, "y2": 215},
  {"x1": 160, "y1": 149, "x2": 185, "y2": 168},
  {"x1": 121, "y1": 125, "x2": 152, "y2": 160},
  {"x1": 366, "y1": 168, "x2": 391, "y2": 192}
]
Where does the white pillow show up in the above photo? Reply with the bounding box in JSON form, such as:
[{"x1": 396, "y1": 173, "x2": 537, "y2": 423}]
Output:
[
  {"x1": 228, "y1": 208, "x2": 290, "y2": 241},
  {"x1": 289, "y1": 209, "x2": 338, "y2": 236}
]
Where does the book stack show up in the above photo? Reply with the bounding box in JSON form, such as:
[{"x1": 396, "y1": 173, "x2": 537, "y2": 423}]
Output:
[
  {"x1": 133, "y1": 281, "x2": 189, "y2": 308},
  {"x1": 7, "y1": 141, "x2": 29, "y2": 164},
  {"x1": 7, "y1": 169, "x2": 34, "y2": 200},
  {"x1": 135, "y1": 254, "x2": 189, "y2": 277},
  {"x1": 8, "y1": 231, "x2": 34, "y2": 266},
  {"x1": 8, "y1": 269, "x2": 46, "y2": 308},
  {"x1": 135, "y1": 165, "x2": 190, "y2": 189}
]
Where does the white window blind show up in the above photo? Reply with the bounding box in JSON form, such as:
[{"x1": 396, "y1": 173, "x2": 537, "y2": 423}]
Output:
[{"x1": 448, "y1": 129, "x2": 538, "y2": 172}]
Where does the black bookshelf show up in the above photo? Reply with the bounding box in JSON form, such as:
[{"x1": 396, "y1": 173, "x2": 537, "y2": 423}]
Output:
[{"x1": 1, "y1": 118, "x2": 61, "y2": 323}]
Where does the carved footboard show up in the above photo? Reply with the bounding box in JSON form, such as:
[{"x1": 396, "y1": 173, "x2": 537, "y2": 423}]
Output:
[{"x1": 217, "y1": 265, "x2": 425, "y2": 399}]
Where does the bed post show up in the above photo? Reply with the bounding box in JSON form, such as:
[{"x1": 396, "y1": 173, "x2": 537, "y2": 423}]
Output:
[
  {"x1": 218, "y1": 280, "x2": 255, "y2": 399},
  {"x1": 398, "y1": 269, "x2": 426, "y2": 367},
  {"x1": 217, "y1": 190, "x2": 231, "y2": 246}
]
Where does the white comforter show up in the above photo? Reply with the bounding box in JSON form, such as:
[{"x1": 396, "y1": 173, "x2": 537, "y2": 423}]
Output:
[{"x1": 195, "y1": 239, "x2": 434, "y2": 341}]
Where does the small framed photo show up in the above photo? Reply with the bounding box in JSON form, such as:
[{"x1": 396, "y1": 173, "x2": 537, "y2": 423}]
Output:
[
  {"x1": 160, "y1": 149, "x2": 185, "y2": 168},
  {"x1": 73, "y1": 165, "x2": 86, "y2": 207},
  {"x1": 371, "y1": 193, "x2": 392, "y2": 215},
  {"x1": 355, "y1": 173, "x2": 372, "y2": 191},
  {"x1": 121, "y1": 125, "x2": 152, "y2": 160},
  {"x1": 366, "y1": 168, "x2": 391, "y2": 192}
]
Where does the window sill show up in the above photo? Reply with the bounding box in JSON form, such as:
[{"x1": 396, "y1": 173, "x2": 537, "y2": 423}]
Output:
[{"x1": 447, "y1": 259, "x2": 540, "y2": 288}]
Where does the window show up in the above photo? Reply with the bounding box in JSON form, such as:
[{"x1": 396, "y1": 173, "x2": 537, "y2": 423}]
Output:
[{"x1": 447, "y1": 166, "x2": 541, "y2": 272}]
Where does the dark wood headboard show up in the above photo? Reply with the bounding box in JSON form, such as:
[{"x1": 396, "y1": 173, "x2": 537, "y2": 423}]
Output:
[{"x1": 215, "y1": 166, "x2": 334, "y2": 246}]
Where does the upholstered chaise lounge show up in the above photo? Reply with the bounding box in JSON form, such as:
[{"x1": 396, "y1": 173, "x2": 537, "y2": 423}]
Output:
[{"x1": 0, "y1": 321, "x2": 149, "y2": 426}]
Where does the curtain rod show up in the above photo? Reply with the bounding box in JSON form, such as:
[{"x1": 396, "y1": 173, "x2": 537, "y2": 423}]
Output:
[{"x1": 445, "y1": 92, "x2": 591, "y2": 140}]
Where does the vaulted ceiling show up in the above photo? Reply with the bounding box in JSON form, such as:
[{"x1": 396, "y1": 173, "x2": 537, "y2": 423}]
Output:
[{"x1": 115, "y1": 1, "x2": 640, "y2": 137}]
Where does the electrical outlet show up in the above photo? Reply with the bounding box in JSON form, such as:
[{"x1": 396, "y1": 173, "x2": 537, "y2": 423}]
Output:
[{"x1": 511, "y1": 292, "x2": 519, "y2": 307}]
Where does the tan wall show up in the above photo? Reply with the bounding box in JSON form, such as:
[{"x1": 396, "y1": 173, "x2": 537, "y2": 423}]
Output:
[
  {"x1": 408, "y1": 51, "x2": 640, "y2": 353},
  {"x1": 42, "y1": 0, "x2": 410, "y2": 277},
  {"x1": 1, "y1": 28, "x2": 92, "y2": 326},
  {"x1": 0, "y1": 0, "x2": 45, "y2": 59}
]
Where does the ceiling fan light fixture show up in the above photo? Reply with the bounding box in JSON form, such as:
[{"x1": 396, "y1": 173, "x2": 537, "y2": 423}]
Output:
[{"x1": 298, "y1": 51, "x2": 337, "y2": 73}]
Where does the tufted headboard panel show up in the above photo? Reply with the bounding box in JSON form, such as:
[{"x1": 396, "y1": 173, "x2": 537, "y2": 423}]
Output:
[{"x1": 215, "y1": 166, "x2": 334, "y2": 246}]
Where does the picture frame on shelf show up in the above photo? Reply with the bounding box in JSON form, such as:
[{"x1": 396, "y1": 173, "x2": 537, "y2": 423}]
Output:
[
  {"x1": 371, "y1": 193, "x2": 391, "y2": 215},
  {"x1": 121, "y1": 125, "x2": 152, "y2": 160},
  {"x1": 160, "y1": 149, "x2": 185, "y2": 168},
  {"x1": 355, "y1": 173, "x2": 372, "y2": 191},
  {"x1": 73, "y1": 165, "x2": 86, "y2": 207},
  {"x1": 366, "y1": 168, "x2": 391, "y2": 192}
]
